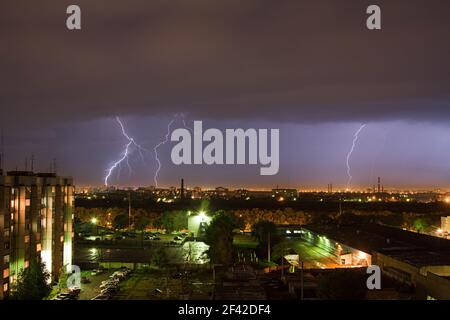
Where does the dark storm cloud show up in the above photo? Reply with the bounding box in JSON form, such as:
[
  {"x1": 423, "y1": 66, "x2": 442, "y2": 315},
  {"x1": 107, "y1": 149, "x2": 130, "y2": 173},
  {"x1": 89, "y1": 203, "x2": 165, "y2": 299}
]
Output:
[{"x1": 1, "y1": 0, "x2": 450, "y2": 127}]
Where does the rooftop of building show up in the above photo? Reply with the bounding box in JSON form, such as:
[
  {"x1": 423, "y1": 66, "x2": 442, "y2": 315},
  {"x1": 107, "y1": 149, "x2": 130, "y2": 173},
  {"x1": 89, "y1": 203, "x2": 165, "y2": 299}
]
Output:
[
  {"x1": 0, "y1": 171, "x2": 73, "y2": 185},
  {"x1": 304, "y1": 223, "x2": 450, "y2": 268},
  {"x1": 6, "y1": 171, "x2": 56, "y2": 177}
]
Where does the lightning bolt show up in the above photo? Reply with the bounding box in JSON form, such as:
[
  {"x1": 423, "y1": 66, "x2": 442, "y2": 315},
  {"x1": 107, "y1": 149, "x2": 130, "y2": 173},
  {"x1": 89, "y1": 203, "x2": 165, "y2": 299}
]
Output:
[
  {"x1": 153, "y1": 113, "x2": 192, "y2": 187},
  {"x1": 153, "y1": 119, "x2": 176, "y2": 187},
  {"x1": 346, "y1": 124, "x2": 366, "y2": 190},
  {"x1": 179, "y1": 113, "x2": 192, "y2": 132},
  {"x1": 105, "y1": 116, "x2": 147, "y2": 186}
]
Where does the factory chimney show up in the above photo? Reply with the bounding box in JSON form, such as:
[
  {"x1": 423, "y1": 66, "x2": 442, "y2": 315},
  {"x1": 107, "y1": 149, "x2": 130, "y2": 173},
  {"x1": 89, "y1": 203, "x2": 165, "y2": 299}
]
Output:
[
  {"x1": 377, "y1": 177, "x2": 381, "y2": 194},
  {"x1": 181, "y1": 178, "x2": 185, "y2": 200}
]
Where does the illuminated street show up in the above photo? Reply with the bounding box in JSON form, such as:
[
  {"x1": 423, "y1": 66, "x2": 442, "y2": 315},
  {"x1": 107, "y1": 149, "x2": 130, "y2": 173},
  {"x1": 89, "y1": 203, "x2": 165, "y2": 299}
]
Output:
[
  {"x1": 287, "y1": 239, "x2": 340, "y2": 269},
  {"x1": 285, "y1": 239, "x2": 338, "y2": 269}
]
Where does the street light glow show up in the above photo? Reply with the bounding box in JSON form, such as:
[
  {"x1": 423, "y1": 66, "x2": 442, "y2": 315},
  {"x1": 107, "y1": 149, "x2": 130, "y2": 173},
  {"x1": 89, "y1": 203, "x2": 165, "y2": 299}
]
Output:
[
  {"x1": 198, "y1": 211, "x2": 207, "y2": 221},
  {"x1": 91, "y1": 217, "x2": 98, "y2": 225}
]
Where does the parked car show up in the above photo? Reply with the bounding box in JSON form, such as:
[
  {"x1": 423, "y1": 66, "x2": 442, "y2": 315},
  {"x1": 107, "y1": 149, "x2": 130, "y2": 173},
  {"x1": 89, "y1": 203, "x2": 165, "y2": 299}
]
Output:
[
  {"x1": 91, "y1": 268, "x2": 104, "y2": 276},
  {"x1": 69, "y1": 287, "x2": 81, "y2": 295},
  {"x1": 56, "y1": 293, "x2": 76, "y2": 300},
  {"x1": 101, "y1": 287, "x2": 118, "y2": 295},
  {"x1": 100, "y1": 282, "x2": 117, "y2": 289},
  {"x1": 92, "y1": 294, "x2": 111, "y2": 300}
]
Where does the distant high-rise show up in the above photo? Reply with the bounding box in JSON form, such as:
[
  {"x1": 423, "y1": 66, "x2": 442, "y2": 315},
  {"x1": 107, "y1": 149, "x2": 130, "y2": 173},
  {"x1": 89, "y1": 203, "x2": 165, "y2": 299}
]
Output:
[{"x1": 0, "y1": 171, "x2": 74, "y2": 299}]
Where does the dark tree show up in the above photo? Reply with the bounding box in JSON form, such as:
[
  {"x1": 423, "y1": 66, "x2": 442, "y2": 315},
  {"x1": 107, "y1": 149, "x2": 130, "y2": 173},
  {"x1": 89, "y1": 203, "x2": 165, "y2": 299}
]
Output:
[
  {"x1": 113, "y1": 213, "x2": 129, "y2": 229},
  {"x1": 204, "y1": 213, "x2": 237, "y2": 265},
  {"x1": 151, "y1": 246, "x2": 169, "y2": 267},
  {"x1": 252, "y1": 220, "x2": 280, "y2": 259},
  {"x1": 10, "y1": 261, "x2": 51, "y2": 300},
  {"x1": 161, "y1": 211, "x2": 187, "y2": 232},
  {"x1": 135, "y1": 216, "x2": 151, "y2": 230}
]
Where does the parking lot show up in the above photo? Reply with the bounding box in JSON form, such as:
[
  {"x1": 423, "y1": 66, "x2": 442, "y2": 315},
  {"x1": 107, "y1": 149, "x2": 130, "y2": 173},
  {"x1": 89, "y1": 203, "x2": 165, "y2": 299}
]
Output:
[{"x1": 78, "y1": 269, "x2": 116, "y2": 300}]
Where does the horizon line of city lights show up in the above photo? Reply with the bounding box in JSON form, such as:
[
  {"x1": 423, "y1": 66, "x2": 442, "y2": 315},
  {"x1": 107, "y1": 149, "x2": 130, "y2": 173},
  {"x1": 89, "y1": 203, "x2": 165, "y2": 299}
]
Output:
[{"x1": 75, "y1": 184, "x2": 450, "y2": 195}]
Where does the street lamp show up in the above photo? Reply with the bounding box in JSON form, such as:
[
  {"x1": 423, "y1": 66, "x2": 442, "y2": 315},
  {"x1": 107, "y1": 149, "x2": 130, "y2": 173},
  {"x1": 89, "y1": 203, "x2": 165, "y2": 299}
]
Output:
[
  {"x1": 91, "y1": 217, "x2": 99, "y2": 237},
  {"x1": 198, "y1": 211, "x2": 206, "y2": 220}
]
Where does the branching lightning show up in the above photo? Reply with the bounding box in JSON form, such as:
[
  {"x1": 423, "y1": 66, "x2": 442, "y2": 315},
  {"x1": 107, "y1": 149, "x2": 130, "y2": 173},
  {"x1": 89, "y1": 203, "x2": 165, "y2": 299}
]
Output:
[
  {"x1": 346, "y1": 124, "x2": 366, "y2": 190},
  {"x1": 104, "y1": 116, "x2": 148, "y2": 186},
  {"x1": 153, "y1": 119, "x2": 176, "y2": 187},
  {"x1": 153, "y1": 113, "x2": 192, "y2": 187}
]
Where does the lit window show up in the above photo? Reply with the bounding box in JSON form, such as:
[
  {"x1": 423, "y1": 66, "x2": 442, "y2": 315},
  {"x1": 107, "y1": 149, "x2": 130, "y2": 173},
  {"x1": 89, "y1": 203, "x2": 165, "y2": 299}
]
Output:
[
  {"x1": 3, "y1": 268, "x2": 9, "y2": 278},
  {"x1": 3, "y1": 283, "x2": 8, "y2": 292},
  {"x1": 36, "y1": 243, "x2": 42, "y2": 252},
  {"x1": 24, "y1": 235, "x2": 30, "y2": 243},
  {"x1": 3, "y1": 255, "x2": 9, "y2": 264},
  {"x1": 24, "y1": 261, "x2": 29, "y2": 268},
  {"x1": 60, "y1": 235, "x2": 64, "y2": 242}
]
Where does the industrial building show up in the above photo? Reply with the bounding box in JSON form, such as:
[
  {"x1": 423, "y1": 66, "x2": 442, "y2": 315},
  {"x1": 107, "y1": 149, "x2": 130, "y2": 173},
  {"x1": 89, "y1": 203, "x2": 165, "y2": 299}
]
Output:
[
  {"x1": 441, "y1": 216, "x2": 450, "y2": 234},
  {"x1": 301, "y1": 223, "x2": 450, "y2": 299},
  {"x1": 0, "y1": 171, "x2": 74, "y2": 299}
]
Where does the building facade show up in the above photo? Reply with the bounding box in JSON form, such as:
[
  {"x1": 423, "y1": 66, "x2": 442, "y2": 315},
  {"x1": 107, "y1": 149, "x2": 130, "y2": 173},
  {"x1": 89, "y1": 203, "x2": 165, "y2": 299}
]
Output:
[
  {"x1": 441, "y1": 216, "x2": 450, "y2": 233},
  {"x1": 0, "y1": 171, "x2": 74, "y2": 299}
]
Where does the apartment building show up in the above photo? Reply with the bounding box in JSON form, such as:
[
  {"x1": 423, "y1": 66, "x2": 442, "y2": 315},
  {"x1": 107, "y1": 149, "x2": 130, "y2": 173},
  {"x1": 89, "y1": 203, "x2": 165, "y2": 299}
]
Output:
[{"x1": 0, "y1": 171, "x2": 74, "y2": 299}]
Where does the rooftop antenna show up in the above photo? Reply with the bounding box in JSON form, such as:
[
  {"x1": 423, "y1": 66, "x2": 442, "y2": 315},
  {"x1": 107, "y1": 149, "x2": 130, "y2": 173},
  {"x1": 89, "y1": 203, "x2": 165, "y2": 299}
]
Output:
[
  {"x1": 128, "y1": 191, "x2": 132, "y2": 228},
  {"x1": 30, "y1": 153, "x2": 35, "y2": 172},
  {"x1": 25, "y1": 157, "x2": 28, "y2": 171},
  {"x1": 53, "y1": 158, "x2": 57, "y2": 174},
  {"x1": 0, "y1": 127, "x2": 4, "y2": 175}
]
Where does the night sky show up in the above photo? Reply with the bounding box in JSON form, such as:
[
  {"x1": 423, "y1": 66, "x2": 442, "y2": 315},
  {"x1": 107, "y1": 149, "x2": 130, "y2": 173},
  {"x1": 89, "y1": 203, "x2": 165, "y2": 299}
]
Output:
[{"x1": 1, "y1": 1, "x2": 450, "y2": 189}]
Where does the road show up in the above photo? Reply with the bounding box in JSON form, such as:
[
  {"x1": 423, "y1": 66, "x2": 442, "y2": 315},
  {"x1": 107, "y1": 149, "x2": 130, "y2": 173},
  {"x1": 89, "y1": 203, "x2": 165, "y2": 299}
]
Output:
[
  {"x1": 78, "y1": 270, "x2": 115, "y2": 300},
  {"x1": 284, "y1": 238, "x2": 340, "y2": 269}
]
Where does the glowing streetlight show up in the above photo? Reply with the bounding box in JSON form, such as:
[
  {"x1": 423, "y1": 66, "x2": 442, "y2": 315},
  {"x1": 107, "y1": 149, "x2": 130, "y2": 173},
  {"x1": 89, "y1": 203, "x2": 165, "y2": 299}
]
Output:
[
  {"x1": 198, "y1": 211, "x2": 206, "y2": 221},
  {"x1": 91, "y1": 217, "x2": 98, "y2": 225}
]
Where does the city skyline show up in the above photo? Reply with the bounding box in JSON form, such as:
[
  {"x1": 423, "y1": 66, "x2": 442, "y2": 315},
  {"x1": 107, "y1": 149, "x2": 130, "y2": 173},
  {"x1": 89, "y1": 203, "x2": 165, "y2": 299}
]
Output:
[{"x1": 3, "y1": 117, "x2": 450, "y2": 190}]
